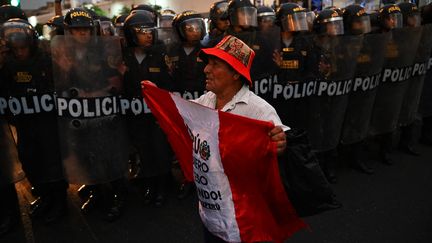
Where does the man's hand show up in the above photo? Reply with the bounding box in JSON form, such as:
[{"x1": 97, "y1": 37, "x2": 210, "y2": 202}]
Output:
[
  {"x1": 141, "y1": 80, "x2": 157, "y2": 89},
  {"x1": 269, "y1": 126, "x2": 286, "y2": 155}
]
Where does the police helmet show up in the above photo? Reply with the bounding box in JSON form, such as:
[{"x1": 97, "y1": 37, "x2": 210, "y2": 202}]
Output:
[
  {"x1": 398, "y1": 2, "x2": 421, "y2": 27},
  {"x1": 130, "y1": 4, "x2": 158, "y2": 24},
  {"x1": 43, "y1": 15, "x2": 64, "y2": 40},
  {"x1": 314, "y1": 8, "x2": 344, "y2": 35},
  {"x1": 95, "y1": 16, "x2": 115, "y2": 36},
  {"x1": 172, "y1": 10, "x2": 206, "y2": 42},
  {"x1": 114, "y1": 14, "x2": 128, "y2": 36},
  {"x1": 64, "y1": 8, "x2": 95, "y2": 30},
  {"x1": 228, "y1": 0, "x2": 258, "y2": 28},
  {"x1": 210, "y1": 1, "x2": 229, "y2": 22},
  {"x1": 0, "y1": 5, "x2": 27, "y2": 24},
  {"x1": 342, "y1": 4, "x2": 371, "y2": 35},
  {"x1": 276, "y1": 3, "x2": 308, "y2": 32},
  {"x1": 257, "y1": 6, "x2": 275, "y2": 24},
  {"x1": 123, "y1": 12, "x2": 157, "y2": 47},
  {"x1": 378, "y1": 4, "x2": 403, "y2": 30},
  {"x1": 1, "y1": 18, "x2": 38, "y2": 50},
  {"x1": 159, "y1": 9, "x2": 176, "y2": 28}
]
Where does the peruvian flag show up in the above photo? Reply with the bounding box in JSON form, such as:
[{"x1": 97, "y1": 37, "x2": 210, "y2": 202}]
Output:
[{"x1": 142, "y1": 83, "x2": 306, "y2": 242}]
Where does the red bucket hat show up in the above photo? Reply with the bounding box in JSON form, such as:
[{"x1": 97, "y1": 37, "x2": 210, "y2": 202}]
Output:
[{"x1": 199, "y1": 35, "x2": 255, "y2": 85}]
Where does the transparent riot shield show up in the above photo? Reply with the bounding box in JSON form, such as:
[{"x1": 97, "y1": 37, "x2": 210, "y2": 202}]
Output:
[
  {"x1": 52, "y1": 36, "x2": 129, "y2": 185},
  {"x1": 307, "y1": 35, "x2": 362, "y2": 152},
  {"x1": 266, "y1": 32, "x2": 317, "y2": 130},
  {"x1": 0, "y1": 119, "x2": 23, "y2": 186},
  {"x1": 340, "y1": 32, "x2": 390, "y2": 145},
  {"x1": 399, "y1": 25, "x2": 432, "y2": 126},
  {"x1": 156, "y1": 27, "x2": 180, "y2": 53},
  {"x1": 368, "y1": 27, "x2": 422, "y2": 136}
]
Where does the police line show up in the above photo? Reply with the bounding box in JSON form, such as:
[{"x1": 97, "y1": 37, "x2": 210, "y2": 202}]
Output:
[
  {"x1": 0, "y1": 91, "x2": 201, "y2": 117},
  {"x1": 254, "y1": 57, "x2": 432, "y2": 100}
]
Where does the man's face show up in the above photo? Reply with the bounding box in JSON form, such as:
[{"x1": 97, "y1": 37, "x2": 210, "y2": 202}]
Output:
[
  {"x1": 258, "y1": 16, "x2": 274, "y2": 32},
  {"x1": 385, "y1": 16, "x2": 397, "y2": 29},
  {"x1": 351, "y1": 20, "x2": 365, "y2": 34},
  {"x1": 184, "y1": 23, "x2": 202, "y2": 42},
  {"x1": 204, "y1": 56, "x2": 237, "y2": 94},
  {"x1": 134, "y1": 27, "x2": 154, "y2": 47},
  {"x1": 70, "y1": 27, "x2": 91, "y2": 44},
  {"x1": 215, "y1": 19, "x2": 230, "y2": 31},
  {"x1": 11, "y1": 43, "x2": 30, "y2": 61}
]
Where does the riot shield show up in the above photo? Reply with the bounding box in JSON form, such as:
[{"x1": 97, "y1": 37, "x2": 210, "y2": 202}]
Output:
[
  {"x1": 368, "y1": 27, "x2": 422, "y2": 136},
  {"x1": 341, "y1": 33, "x2": 390, "y2": 145},
  {"x1": 156, "y1": 27, "x2": 180, "y2": 53},
  {"x1": 307, "y1": 35, "x2": 362, "y2": 152},
  {"x1": 265, "y1": 32, "x2": 317, "y2": 130},
  {"x1": 52, "y1": 36, "x2": 129, "y2": 185},
  {"x1": 399, "y1": 24, "x2": 432, "y2": 126},
  {"x1": 0, "y1": 119, "x2": 23, "y2": 186}
]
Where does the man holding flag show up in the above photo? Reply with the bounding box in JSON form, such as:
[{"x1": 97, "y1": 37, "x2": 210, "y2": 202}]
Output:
[{"x1": 142, "y1": 35, "x2": 306, "y2": 242}]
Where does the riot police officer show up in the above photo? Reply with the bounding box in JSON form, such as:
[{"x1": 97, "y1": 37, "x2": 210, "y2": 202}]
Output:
[
  {"x1": 257, "y1": 5, "x2": 276, "y2": 32},
  {"x1": 169, "y1": 11, "x2": 207, "y2": 97},
  {"x1": 340, "y1": 4, "x2": 375, "y2": 175},
  {"x1": 0, "y1": 19, "x2": 68, "y2": 224},
  {"x1": 59, "y1": 8, "x2": 129, "y2": 222},
  {"x1": 168, "y1": 10, "x2": 207, "y2": 199},
  {"x1": 398, "y1": 2, "x2": 422, "y2": 156},
  {"x1": 204, "y1": 0, "x2": 230, "y2": 47},
  {"x1": 226, "y1": 0, "x2": 277, "y2": 82},
  {"x1": 311, "y1": 8, "x2": 349, "y2": 183},
  {"x1": 123, "y1": 11, "x2": 174, "y2": 207},
  {"x1": 371, "y1": 4, "x2": 404, "y2": 165}
]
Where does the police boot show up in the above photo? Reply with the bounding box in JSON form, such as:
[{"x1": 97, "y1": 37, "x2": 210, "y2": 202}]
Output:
[
  {"x1": 379, "y1": 133, "x2": 394, "y2": 165},
  {"x1": 154, "y1": 174, "x2": 170, "y2": 208},
  {"x1": 44, "y1": 181, "x2": 68, "y2": 225},
  {"x1": 177, "y1": 182, "x2": 194, "y2": 200},
  {"x1": 77, "y1": 185, "x2": 94, "y2": 200},
  {"x1": 350, "y1": 143, "x2": 374, "y2": 175},
  {"x1": 29, "y1": 184, "x2": 51, "y2": 218},
  {"x1": 325, "y1": 151, "x2": 338, "y2": 184},
  {"x1": 81, "y1": 185, "x2": 102, "y2": 214},
  {"x1": 139, "y1": 177, "x2": 155, "y2": 205},
  {"x1": 420, "y1": 116, "x2": 432, "y2": 146},
  {"x1": 103, "y1": 179, "x2": 127, "y2": 222},
  {"x1": 317, "y1": 152, "x2": 337, "y2": 184},
  {"x1": 398, "y1": 124, "x2": 420, "y2": 156},
  {"x1": 0, "y1": 184, "x2": 19, "y2": 236}
]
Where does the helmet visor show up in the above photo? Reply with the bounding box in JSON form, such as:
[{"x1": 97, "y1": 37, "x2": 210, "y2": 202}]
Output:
[
  {"x1": 214, "y1": 2, "x2": 229, "y2": 20},
  {"x1": 99, "y1": 21, "x2": 115, "y2": 36},
  {"x1": 231, "y1": 6, "x2": 258, "y2": 27},
  {"x1": 179, "y1": 18, "x2": 205, "y2": 41},
  {"x1": 325, "y1": 19, "x2": 344, "y2": 36},
  {"x1": 2, "y1": 22, "x2": 34, "y2": 45},
  {"x1": 42, "y1": 24, "x2": 57, "y2": 40},
  {"x1": 385, "y1": 12, "x2": 403, "y2": 29},
  {"x1": 352, "y1": 15, "x2": 371, "y2": 34},
  {"x1": 406, "y1": 13, "x2": 421, "y2": 27},
  {"x1": 282, "y1": 12, "x2": 308, "y2": 32},
  {"x1": 159, "y1": 15, "x2": 174, "y2": 28}
]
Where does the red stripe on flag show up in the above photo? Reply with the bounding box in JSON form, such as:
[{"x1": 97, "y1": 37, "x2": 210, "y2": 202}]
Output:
[
  {"x1": 218, "y1": 111, "x2": 307, "y2": 242},
  {"x1": 141, "y1": 83, "x2": 193, "y2": 181}
]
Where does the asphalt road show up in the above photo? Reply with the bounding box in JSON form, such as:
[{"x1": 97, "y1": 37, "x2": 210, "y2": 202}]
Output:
[{"x1": 2, "y1": 142, "x2": 432, "y2": 243}]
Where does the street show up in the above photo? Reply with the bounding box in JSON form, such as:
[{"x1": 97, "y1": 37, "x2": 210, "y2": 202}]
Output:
[{"x1": 2, "y1": 142, "x2": 432, "y2": 243}]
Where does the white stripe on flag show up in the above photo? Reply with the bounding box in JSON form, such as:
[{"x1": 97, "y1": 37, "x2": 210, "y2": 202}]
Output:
[{"x1": 171, "y1": 94, "x2": 241, "y2": 242}]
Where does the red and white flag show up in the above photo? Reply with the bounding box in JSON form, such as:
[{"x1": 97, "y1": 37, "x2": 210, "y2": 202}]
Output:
[{"x1": 142, "y1": 83, "x2": 306, "y2": 242}]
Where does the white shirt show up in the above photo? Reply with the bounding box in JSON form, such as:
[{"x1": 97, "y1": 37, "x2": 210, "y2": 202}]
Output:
[{"x1": 194, "y1": 85, "x2": 289, "y2": 131}]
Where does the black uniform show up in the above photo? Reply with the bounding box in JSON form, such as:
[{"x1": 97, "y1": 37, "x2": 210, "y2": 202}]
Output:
[
  {"x1": 167, "y1": 44, "x2": 206, "y2": 99},
  {"x1": 123, "y1": 45, "x2": 174, "y2": 204}
]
